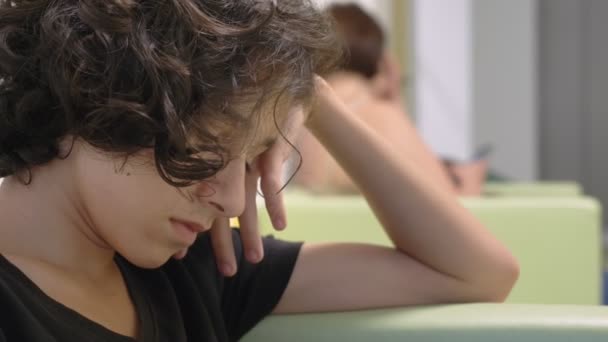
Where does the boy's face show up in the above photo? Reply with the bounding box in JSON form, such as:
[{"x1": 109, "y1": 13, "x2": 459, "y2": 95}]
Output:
[{"x1": 70, "y1": 100, "x2": 291, "y2": 268}]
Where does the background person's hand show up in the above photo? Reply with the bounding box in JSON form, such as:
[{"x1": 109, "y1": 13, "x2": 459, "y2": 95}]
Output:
[{"x1": 210, "y1": 105, "x2": 307, "y2": 277}]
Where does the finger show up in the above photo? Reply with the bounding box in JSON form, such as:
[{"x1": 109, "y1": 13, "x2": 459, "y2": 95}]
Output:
[
  {"x1": 238, "y1": 163, "x2": 264, "y2": 263},
  {"x1": 209, "y1": 218, "x2": 237, "y2": 277},
  {"x1": 259, "y1": 149, "x2": 287, "y2": 231}
]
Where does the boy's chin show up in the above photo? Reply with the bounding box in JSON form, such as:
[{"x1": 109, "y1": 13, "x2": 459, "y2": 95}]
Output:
[
  {"x1": 122, "y1": 250, "x2": 179, "y2": 269},
  {"x1": 172, "y1": 248, "x2": 188, "y2": 260}
]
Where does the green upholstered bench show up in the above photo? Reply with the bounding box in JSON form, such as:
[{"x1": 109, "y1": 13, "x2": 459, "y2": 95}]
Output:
[
  {"x1": 242, "y1": 304, "x2": 608, "y2": 342},
  {"x1": 259, "y1": 193, "x2": 603, "y2": 305},
  {"x1": 483, "y1": 182, "x2": 583, "y2": 197}
]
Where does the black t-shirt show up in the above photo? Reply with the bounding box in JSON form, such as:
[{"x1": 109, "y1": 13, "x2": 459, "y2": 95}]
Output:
[{"x1": 0, "y1": 229, "x2": 302, "y2": 342}]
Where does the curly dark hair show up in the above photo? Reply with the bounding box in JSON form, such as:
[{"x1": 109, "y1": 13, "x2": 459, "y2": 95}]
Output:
[{"x1": 0, "y1": 0, "x2": 342, "y2": 185}]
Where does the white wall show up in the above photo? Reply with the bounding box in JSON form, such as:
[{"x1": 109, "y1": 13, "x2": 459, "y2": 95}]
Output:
[
  {"x1": 413, "y1": 0, "x2": 538, "y2": 180},
  {"x1": 413, "y1": 0, "x2": 474, "y2": 162}
]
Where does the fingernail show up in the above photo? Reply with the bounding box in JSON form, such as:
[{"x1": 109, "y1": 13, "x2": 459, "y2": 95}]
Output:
[
  {"x1": 274, "y1": 219, "x2": 285, "y2": 230},
  {"x1": 222, "y1": 263, "x2": 234, "y2": 276},
  {"x1": 248, "y1": 250, "x2": 262, "y2": 263}
]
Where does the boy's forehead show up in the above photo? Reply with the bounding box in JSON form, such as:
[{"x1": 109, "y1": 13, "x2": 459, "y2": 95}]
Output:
[
  {"x1": 232, "y1": 92, "x2": 292, "y2": 119},
  {"x1": 241, "y1": 111, "x2": 283, "y2": 151},
  {"x1": 223, "y1": 96, "x2": 292, "y2": 152}
]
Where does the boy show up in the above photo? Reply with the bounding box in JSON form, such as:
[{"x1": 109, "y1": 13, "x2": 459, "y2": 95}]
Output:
[{"x1": 0, "y1": 1, "x2": 518, "y2": 341}]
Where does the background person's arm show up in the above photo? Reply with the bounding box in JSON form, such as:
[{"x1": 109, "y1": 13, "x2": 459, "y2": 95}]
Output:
[{"x1": 356, "y1": 100, "x2": 455, "y2": 193}]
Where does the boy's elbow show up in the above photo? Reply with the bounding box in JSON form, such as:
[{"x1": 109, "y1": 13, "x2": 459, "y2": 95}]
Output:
[{"x1": 480, "y1": 254, "x2": 521, "y2": 302}]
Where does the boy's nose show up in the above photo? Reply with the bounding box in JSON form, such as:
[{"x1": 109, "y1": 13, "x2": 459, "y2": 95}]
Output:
[{"x1": 194, "y1": 158, "x2": 246, "y2": 218}]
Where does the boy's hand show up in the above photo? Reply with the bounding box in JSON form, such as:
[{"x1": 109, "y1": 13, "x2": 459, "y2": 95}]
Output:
[{"x1": 210, "y1": 105, "x2": 307, "y2": 277}]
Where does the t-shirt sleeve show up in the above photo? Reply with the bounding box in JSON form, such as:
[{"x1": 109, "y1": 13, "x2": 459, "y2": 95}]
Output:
[{"x1": 221, "y1": 229, "x2": 302, "y2": 341}]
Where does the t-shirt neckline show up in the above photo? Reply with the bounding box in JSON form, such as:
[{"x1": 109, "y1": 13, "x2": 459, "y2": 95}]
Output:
[{"x1": 0, "y1": 253, "x2": 156, "y2": 342}]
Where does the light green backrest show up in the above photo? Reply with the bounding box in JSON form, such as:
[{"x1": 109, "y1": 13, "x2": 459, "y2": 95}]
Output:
[
  {"x1": 242, "y1": 304, "x2": 608, "y2": 342},
  {"x1": 483, "y1": 181, "x2": 605, "y2": 272},
  {"x1": 259, "y1": 194, "x2": 603, "y2": 305},
  {"x1": 483, "y1": 182, "x2": 582, "y2": 197}
]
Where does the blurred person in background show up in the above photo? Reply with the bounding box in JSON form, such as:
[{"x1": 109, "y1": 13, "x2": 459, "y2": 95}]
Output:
[{"x1": 294, "y1": 3, "x2": 486, "y2": 195}]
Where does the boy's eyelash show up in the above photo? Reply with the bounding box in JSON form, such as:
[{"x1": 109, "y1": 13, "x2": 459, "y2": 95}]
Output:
[{"x1": 245, "y1": 162, "x2": 252, "y2": 173}]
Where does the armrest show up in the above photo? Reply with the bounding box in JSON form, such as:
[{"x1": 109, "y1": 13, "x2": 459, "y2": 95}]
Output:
[{"x1": 243, "y1": 304, "x2": 608, "y2": 342}]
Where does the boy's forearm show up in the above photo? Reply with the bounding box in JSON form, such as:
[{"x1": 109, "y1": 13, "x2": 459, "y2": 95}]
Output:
[{"x1": 306, "y1": 88, "x2": 518, "y2": 291}]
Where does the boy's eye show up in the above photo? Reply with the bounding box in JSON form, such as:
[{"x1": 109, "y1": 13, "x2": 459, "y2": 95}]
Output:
[{"x1": 245, "y1": 162, "x2": 252, "y2": 173}]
